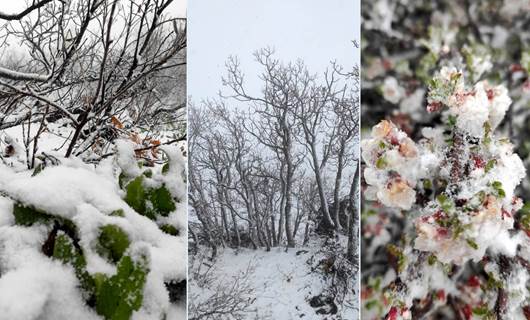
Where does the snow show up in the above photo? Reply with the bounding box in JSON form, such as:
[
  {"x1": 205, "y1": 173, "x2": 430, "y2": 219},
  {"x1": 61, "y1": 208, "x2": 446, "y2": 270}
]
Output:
[
  {"x1": 363, "y1": 69, "x2": 526, "y2": 266},
  {"x1": 1, "y1": 166, "x2": 122, "y2": 219},
  {"x1": 159, "y1": 145, "x2": 187, "y2": 202},
  {"x1": 362, "y1": 120, "x2": 439, "y2": 210},
  {"x1": 116, "y1": 140, "x2": 143, "y2": 178},
  {"x1": 190, "y1": 243, "x2": 358, "y2": 320},
  {"x1": 0, "y1": 66, "x2": 49, "y2": 82},
  {"x1": 0, "y1": 141, "x2": 187, "y2": 319},
  {"x1": 450, "y1": 81, "x2": 490, "y2": 137},
  {"x1": 0, "y1": 262, "x2": 100, "y2": 320},
  {"x1": 381, "y1": 77, "x2": 405, "y2": 104},
  {"x1": 400, "y1": 89, "x2": 426, "y2": 121}
]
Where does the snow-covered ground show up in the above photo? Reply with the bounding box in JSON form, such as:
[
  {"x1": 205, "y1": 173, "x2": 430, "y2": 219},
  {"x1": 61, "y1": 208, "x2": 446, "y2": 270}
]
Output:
[{"x1": 189, "y1": 241, "x2": 358, "y2": 320}]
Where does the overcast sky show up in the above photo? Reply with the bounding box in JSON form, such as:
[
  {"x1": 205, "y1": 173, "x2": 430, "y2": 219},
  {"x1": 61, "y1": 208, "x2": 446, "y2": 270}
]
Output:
[{"x1": 188, "y1": 0, "x2": 360, "y2": 101}]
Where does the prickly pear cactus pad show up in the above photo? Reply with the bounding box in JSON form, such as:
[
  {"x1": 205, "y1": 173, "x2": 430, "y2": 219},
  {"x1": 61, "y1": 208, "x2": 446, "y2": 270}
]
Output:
[{"x1": 0, "y1": 140, "x2": 187, "y2": 320}]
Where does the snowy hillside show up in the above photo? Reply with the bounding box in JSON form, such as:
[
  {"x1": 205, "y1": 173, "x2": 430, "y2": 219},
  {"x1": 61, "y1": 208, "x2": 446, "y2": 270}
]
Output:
[{"x1": 189, "y1": 238, "x2": 359, "y2": 320}]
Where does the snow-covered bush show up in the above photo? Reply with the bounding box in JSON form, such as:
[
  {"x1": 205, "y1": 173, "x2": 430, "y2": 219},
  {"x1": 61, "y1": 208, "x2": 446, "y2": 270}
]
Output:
[
  {"x1": 0, "y1": 140, "x2": 186, "y2": 320},
  {"x1": 362, "y1": 0, "x2": 530, "y2": 188},
  {"x1": 362, "y1": 1, "x2": 530, "y2": 319},
  {"x1": 361, "y1": 66, "x2": 530, "y2": 318}
]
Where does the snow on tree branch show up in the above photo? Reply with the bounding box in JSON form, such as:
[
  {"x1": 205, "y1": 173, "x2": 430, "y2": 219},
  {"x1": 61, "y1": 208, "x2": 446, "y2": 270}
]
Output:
[{"x1": 0, "y1": 66, "x2": 50, "y2": 82}]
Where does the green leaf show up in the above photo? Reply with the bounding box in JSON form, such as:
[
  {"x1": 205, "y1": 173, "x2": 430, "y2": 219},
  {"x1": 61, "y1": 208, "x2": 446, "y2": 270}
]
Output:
[
  {"x1": 32, "y1": 163, "x2": 45, "y2": 176},
  {"x1": 486, "y1": 272, "x2": 503, "y2": 290},
  {"x1": 110, "y1": 209, "x2": 125, "y2": 217},
  {"x1": 472, "y1": 306, "x2": 489, "y2": 316},
  {"x1": 125, "y1": 176, "x2": 176, "y2": 220},
  {"x1": 96, "y1": 255, "x2": 149, "y2": 320},
  {"x1": 466, "y1": 238, "x2": 478, "y2": 250},
  {"x1": 428, "y1": 254, "x2": 437, "y2": 265},
  {"x1": 376, "y1": 156, "x2": 387, "y2": 169},
  {"x1": 387, "y1": 244, "x2": 406, "y2": 272},
  {"x1": 125, "y1": 176, "x2": 147, "y2": 216},
  {"x1": 118, "y1": 172, "x2": 127, "y2": 189},
  {"x1": 147, "y1": 185, "x2": 176, "y2": 217},
  {"x1": 365, "y1": 300, "x2": 379, "y2": 310},
  {"x1": 447, "y1": 115, "x2": 457, "y2": 128},
  {"x1": 143, "y1": 169, "x2": 153, "y2": 178},
  {"x1": 485, "y1": 159, "x2": 496, "y2": 173},
  {"x1": 13, "y1": 203, "x2": 53, "y2": 226},
  {"x1": 520, "y1": 203, "x2": 530, "y2": 230},
  {"x1": 372, "y1": 277, "x2": 381, "y2": 291},
  {"x1": 483, "y1": 122, "x2": 492, "y2": 146},
  {"x1": 436, "y1": 194, "x2": 454, "y2": 213},
  {"x1": 418, "y1": 52, "x2": 438, "y2": 83},
  {"x1": 160, "y1": 224, "x2": 178, "y2": 236},
  {"x1": 53, "y1": 232, "x2": 95, "y2": 295},
  {"x1": 162, "y1": 163, "x2": 170, "y2": 174},
  {"x1": 94, "y1": 273, "x2": 108, "y2": 295},
  {"x1": 96, "y1": 225, "x2": 130, "y2": 264},
  {"x1": 491, "y1": 181, "x2": 506, "y2": 198}
]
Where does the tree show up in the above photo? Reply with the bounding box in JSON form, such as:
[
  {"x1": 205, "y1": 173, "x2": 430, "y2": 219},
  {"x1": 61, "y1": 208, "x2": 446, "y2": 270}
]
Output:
[
  {"x1": 223, "y1": 48, "x2": 304, "y2": 247},
  {"x1": 189, "y1": 49, "x2": 359, "y2": 254},
  {"x1": 0, "y1": 0, "x2": 186, "y2": 165}
]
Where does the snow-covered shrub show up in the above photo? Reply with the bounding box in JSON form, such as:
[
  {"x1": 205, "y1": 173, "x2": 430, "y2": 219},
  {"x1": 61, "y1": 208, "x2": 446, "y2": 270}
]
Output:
[
  {"x1": 362, "y1": 1, "x2": 530, "y2": 319},
  {"x1": 0, "y1": 140, "x2": 186, "y2": 320},
  {"x1": 362, "y1": 0, "x2": 530, "y2": 190},
  {"x1": 309, "y1": 237, "x2": 358, "y2": 315},
  {"x1": 361, "y1": 66, "x2": 530, "y2": 319},
  {"x1": 188, "y1": 252, "x2": 256, "y2": 320}
]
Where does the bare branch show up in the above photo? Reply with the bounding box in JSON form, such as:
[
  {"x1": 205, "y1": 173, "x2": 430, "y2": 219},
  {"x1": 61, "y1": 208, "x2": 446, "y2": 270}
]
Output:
[{"x1": 0, "y1": 0, "x2": 54, "y2": 21}]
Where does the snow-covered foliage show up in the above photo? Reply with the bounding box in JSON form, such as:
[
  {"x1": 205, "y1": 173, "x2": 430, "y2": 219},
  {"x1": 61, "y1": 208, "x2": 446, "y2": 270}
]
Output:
[
  {"x1": 361, "y1": 1, "x2": 530, "y2": 319},
  {"x1": 0, "y1": 2, "x2": 187, "y2": 317},
  {"x1": 362, "y1": 67, "x2": 529, "y2": 319},
  {"x1": 0, "y1": 140, "x2": 187, "y2": 320}
]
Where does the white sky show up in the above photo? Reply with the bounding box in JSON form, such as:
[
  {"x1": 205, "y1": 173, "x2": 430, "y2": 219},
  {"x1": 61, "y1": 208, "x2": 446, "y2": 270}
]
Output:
[{"x1": 188, "y1": 0, "x2": 360, "y2": 100}]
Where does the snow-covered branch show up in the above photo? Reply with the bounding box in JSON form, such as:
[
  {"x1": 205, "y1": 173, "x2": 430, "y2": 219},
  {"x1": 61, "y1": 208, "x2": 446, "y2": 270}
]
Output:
[{"x1": 0, "y1": 66, "x2": 50, "y2": 82}]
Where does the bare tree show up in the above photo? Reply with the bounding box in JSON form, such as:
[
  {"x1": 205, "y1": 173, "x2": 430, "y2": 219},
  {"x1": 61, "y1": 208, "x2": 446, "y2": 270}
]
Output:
[
  {"x1": 223, "y1": 48, "x2": 307, "y2": 247},
  {"x1": 189, "y1": 49, "x2": 359, "y2": 255},
  {"x1": 188, "y1": 105, "x2": 220, "y2": 259}
]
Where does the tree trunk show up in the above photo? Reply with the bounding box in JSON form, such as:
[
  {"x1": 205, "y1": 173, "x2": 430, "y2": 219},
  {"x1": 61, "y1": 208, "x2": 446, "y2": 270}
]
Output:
[
  {"x1": 303, "y1": 223, "x2": 310, "y2": 246},
  {"x1": 230, "y1": 209, "x2": 241, "y2": 248},
  {"x1": 332, "y1": 144, "x2": 346, "y2": 230},
  {"x1": 347, "y1": 161, "x2": 360, "y2": 263},
  {"x1": 265, "y1": 220, "x2": 273, "y2": 251},
  {"x1": 284, "y1": 139, "x2": 295, "y2": 248},
  {"x1": 277, "y1": 172, "x2": 286, "y2": 245},
  {"x1": 309, "y1": 141, "x2": 335, "y2": 230},
  {"x1": 219, "y1": 195, "x2": 230, "y2": 242}
]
